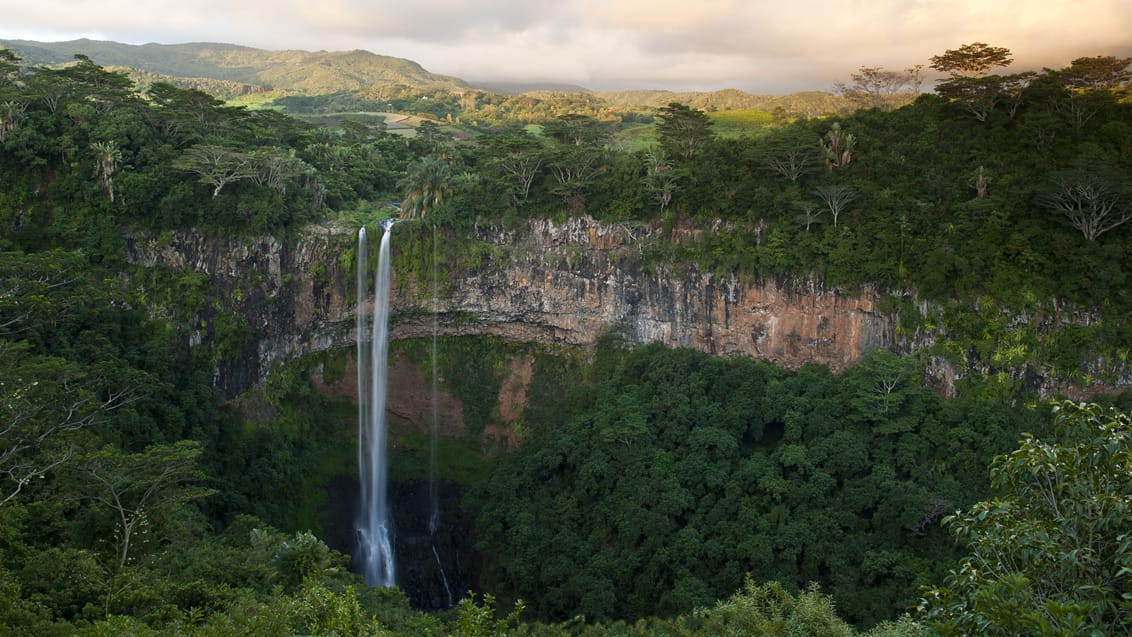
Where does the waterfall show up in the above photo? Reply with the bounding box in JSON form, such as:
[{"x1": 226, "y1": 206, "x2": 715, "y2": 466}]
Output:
[
  {"x1": 356, "y1": 221, "x2": 396, "y2": 587},
  {"x1": 431, "y1": 542, "x2": 454, "y2": 607}
]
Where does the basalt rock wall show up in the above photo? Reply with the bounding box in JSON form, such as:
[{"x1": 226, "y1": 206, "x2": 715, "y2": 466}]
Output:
[{"x1": 125, "y1": 218, "x2": 899, "y2": 400}]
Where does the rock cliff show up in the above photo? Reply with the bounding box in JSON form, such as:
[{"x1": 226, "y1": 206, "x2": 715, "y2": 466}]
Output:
[{"x1": 125, "y1": 217, "x2": 899, "y2": 399}]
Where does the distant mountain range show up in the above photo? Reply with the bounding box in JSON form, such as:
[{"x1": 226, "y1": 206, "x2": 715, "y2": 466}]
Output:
[
  {"x1": 0, "y1": 38, "x2": 469, "y2": 94},
  {"x1": 0, "y1": 38, "x2": 841, "y2": 112}
]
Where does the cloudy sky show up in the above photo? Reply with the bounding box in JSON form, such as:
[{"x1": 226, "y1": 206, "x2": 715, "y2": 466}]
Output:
[{"x1": 7, "y1": 1, "x2": 1132, "y2": 92}]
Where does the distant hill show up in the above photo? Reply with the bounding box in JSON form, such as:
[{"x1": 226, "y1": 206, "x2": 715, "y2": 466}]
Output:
[
  {"x1": 0, "y1": 38, "x2": 468, "y2": 95},
  {"x1": 0, "y1": 38, "x2": 848, "y2": 117},
  {"x1": 470, "y1": 80, "x2": 593, "y2": 95},
  {"x1": 596, "y1": 88, "x2": 851, "y2": 116}
]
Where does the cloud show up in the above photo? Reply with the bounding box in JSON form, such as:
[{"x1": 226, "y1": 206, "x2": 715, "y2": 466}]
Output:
[
  {"x1": 284, "y1": 0, "x2": 553, "y2": 42},
  {"x1": 7, "y1": 0, "x2": 1132, "y2": 92},
  {"x1": 577, "y1": 0, "x2": 741, "y2": 33}
]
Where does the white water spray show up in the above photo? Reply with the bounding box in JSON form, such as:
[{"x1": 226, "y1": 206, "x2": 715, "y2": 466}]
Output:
[
  {"x1": 356, "y1": 221, "x2": 396, "y2": 587},
  {"x1": 431, "y1": 543, "x2": 453, "y2": 607}
]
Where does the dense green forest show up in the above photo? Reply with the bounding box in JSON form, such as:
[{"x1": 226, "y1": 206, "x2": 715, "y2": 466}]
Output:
[{"x1": 2, "y1": 42, "x2": 1132, "y2": 635}]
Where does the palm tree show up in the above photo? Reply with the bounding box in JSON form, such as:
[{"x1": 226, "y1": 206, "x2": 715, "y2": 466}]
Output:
[
  {"x1": 398, "y1": 156, "x2": 451, "y2": 220},
  {"x1": 91, "y1": 140, "x2": 122, "y2": 202},
  {"x1": 0, "y1": 101, "x2": 26, "y2": 143},
  {"x1": 642, "y1": 149, "x2": 676, "y2": 212}
]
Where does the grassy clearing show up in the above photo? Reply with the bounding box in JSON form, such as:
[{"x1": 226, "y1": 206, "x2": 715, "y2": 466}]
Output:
[
  {"x1": 290, "y1": 111, "x2": 470, "y2": 138},
  {"x1": 612, "y1": 122, "x2": 657, "y2": 152},
  {"x1": 225, "y1": 92, "x2": 284, "y2": 109},
  {"x1": 708, "y1": 109, "x2": 779, "y2": 138},
  {"x1": 609, "y1": 112, "x2": 779, "y2": 152},
  {"x1": 293, "y1": 111, "x2": 405, "y2": 129}
]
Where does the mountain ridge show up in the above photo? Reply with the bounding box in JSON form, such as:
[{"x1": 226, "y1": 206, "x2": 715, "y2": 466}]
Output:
[
  {"x1": 0, "y1": 37, "x2": 849, "y2": 111},
  {"x1": 0, "y1": 38, "x2": 469, "y2": 94}
]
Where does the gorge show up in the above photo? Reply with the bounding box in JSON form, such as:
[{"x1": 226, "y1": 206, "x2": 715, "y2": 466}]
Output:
[
  {"x1": 119, "y1": 214, "x2": 1131, "y2": 609},
  {"x1": 123, "y1": 215, "x2": 909, "y2": 606}
]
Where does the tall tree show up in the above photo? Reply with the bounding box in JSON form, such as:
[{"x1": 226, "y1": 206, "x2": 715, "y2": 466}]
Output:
[
  {"x1": 656, "y1": 102, "x2": 714, "y2": 160},
  {"x1": 920, "y1": 402, "x2": 1132, "y2": 635},
  {"x1": 73, "y1": 441, "x2": 213, "y2": 570},
  {"x1": 933, "y1": 76, "x2": 1010, "y2": 122},
  {"x1": 929, "y1": 43, "x2": 1013, "y2": 78},
  {"x1": 0, "y1": 48, "x2": 20, "y2": 87},
  {"x1": 0, "y1": 100, "x2": 25, "y2": 143},
  {"x1": 546, "y1": 144, "x2": 605, "y2": 213},
  {"x1": 25, "y1": 69, "x2": 68, "y2": 113},
  {"x1": 1038, "y1": 161, "x2": 1132, "y2": 241},
  {"x1": 482, "y1": 128, "x2": 545, "y2": 204},
  {"x1": 1055, "y1": 55, "x2": 1132, "y2": 90},
  {"x1": 0, "y1": 344, "x2": 135, "y2": 504},
  {"x1": 415, "y1": 120, "x2": 454, "y2": 145},
  {"x1": 820, "y1": 123, "x2": 855, "y2": 172},
  {"x1": 813, "y1": 182, "x2": 857, "y2": 226},
  {"x1": 758, "y1": 128, "x2": 823, "y2": 183},
  {"x1": 642, "y1": 149, "x2": 677, "y2": 212},
  {"x1": 145, "y1": 82, "x2": 233, "y2": 142},
  {"x1": 247, "y1": 147, "x2": 308, "y2": 194},
  {"x1": 56, "y1": 54, "x2": 135, "y2": 115},
  {"x1": 542, "y1": 114, "x2": 611, "y2": 147},
  {"x1": 836, "y1": 65, "x2": 925, "y2": 111},
  {"x1": 793, "y1": 200, "x2": 824, "y2": 232},
  {"x1": 91, "y1": 140, "x2": 121, "y2": 202},
  {"x1": 399, "y1": 155, "x2": 452, "y2": 220},
  {"x1": 1000, "y1": 71, "x2": 1038, "y2": 119},
  {"x1": 0, "y1": 252, "x2": 139, "y2": 503},
  {"x1": 1046, "y1": 57, "x2": 1132, "y2": 133},
  {"x1": 929, "y1": 43, "x2": 1015, "y2": 122},
  {"x1": 172, "y1": 144, "x2": 254, "y2": 197}
]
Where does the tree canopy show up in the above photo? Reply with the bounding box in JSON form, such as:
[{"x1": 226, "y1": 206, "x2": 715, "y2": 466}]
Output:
[
  {"x1": 929, "y1": 43, "x2": 1013, "y2": 77},
  {"x1": 920, "y1": 402, "x2": 1132, "y2": 635}
]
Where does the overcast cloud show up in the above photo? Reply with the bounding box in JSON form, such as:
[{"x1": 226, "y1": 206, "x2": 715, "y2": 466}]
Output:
[{"x1": 8, "y1": 1, "x2": 1132, "y2": 92}]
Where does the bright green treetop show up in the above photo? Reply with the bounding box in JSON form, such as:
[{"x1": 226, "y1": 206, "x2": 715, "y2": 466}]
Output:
[{"x1": 920, "y1": 401, "x2": 1132, "y2": 635}]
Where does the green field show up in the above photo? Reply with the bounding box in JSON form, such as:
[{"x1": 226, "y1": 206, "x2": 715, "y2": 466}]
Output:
[
  {"x1": 611, "y1": 121, "x2": 658, "y2": 152},
  {"x1": 290, "y1": 111, "x2": 468, "y2": 137},
  {"x1": 707, "y1": 108, "x2": 779, "y2": 138},
  {"x1": 608, "y1": 110, "x2": 778, "y2": 151},
  {"x1": 225, "y1": 92, "x2": 282, "y2": 109}
]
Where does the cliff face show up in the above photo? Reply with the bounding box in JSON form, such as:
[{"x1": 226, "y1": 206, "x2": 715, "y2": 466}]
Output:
[
  {"x1": 432, "y1": 217, "x2": 892, "y2": 364},
  {"x1": 125, "y1": 218, "x2": 898, "y2": 399},
  {"x1": 126, "y1": 225, "x2": 353, "y2": 398}
]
